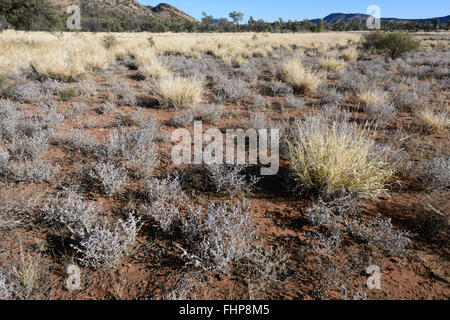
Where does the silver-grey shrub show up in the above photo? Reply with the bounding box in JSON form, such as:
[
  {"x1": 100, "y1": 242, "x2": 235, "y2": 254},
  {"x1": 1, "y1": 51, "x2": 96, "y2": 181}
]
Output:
[
  {"x1": 13, "y1": 82, "x2": 54, "y2": 104},
  {"x1": 170, "y1": 110, "x2": 194, "y2": 127},
  {"x1": 0, "y1": 268, "x2": 12, "y2": 300},
  {"x1": 349, "y1": 214, "x2": 411, "y2": 256},
  {"x1": 285, "y1": 94, "x2": 305, "y2": 109},
  {"x1": 214, "y1": 78, "x2": 250, "y2": 104},
  {"x1": 193, "y1": 104, "x2": 224, "y2": 123},
  {"x1": 200, "y1": 201, "x2": 257, "y2": 273},
  {"x1": 182, "y1": 200, "x2": 257, "y2": 273},
  {"x1": 97, "y1": 102, "x2": 116, "y2": 115},
  {"x1": 109, "y1": 80, "x2": 136, "y2": 106},
  {"x1": 90, "y1": 161, "x2": 128, "y2": 196},
  {"x1": 73, "y1": 213, "x2": 141, "y2": 269},
  {"x1": 419, "y1": 157, "x2": 450, "y2": 190},
  {"x1": 45, "y1": 195, "x2": 102, "y2": 239},
  {"x1": 7, "y1": 130, "x2": 50, "y2": 161},
  {"x1": 319, "y1": 86, "x2": 345, "y2": 105},
  {"x1": 267, "y1": 80, "x2": 293, "y2": 97},
  {"x1": 0, "y1": 100, "x2": 20, "y2": 141},
  {"x1": 205, "y1": 164, "x2": 259, "y2": 195},
  {"x1": 103, "y1": 120, "x2": 160, "y2": 177},
  {"x1": 143, "y1": 176, "x2": 187, "y2": 232},
  {"x1": 365, "y1": 103, "x2": 397, "y2": 127}
]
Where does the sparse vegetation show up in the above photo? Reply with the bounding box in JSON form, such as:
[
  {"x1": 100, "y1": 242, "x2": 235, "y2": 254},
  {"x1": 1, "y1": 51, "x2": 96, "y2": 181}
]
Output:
[{"x1": 0, "y1": 27, "x2": 448, "y2": 301}]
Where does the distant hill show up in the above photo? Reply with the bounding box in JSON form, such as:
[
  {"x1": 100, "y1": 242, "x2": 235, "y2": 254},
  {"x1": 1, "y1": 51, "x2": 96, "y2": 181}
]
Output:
[
  {"x1": 310, "y1": 13, "x2": 450, "y2": 24},
  {"x1": 51, "y1": 0, "x2": 197, "y2": 22}
]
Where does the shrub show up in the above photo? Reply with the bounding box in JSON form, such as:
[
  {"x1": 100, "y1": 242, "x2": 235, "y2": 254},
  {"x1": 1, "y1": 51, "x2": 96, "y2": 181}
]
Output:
[
  {"x1": 103, "y1": 122, "x2": 160, "y2": 178},
  {"x1": 361, "y1": 32, "x2": 421, "y2": 59},
  {"x1": 6, "y1": 130, "x2": 50, "y2": 161},
  {"x1": 287, "y1": 115, "x2": 397, "y2": 197},
  {"x1": 90, "y1": 161, "x2": 128, "y2": 196},
  {"x1": 214, "y1": 78, "x2": 250, "y2": 104},
  {"x1": 157, "y1": 76, "x2": 203, "y2": 109},
  {"x1": 337, "y1": 72, "x2": 368, "y2": 93},
  {"x1": 101, "y1": 34, "x2": 119, "y2": 50},
  {"x1": 56, "y1": 129, "x2": 98, "y2": 155},
  {"x1": 75, "y1": 79, "x2": 97, "y2": 97},
  {"x1": 193, "y1": 104, "x2": 224, "y2": 123},
  {"x1": 97, "y1": 102, "x2": 116, "y2": 115},
  {"x1": 321, "y1": 103, "x2": 351, "y2": 123},
  {"x1": 266, "y1": 80, "x2": 293, "y2": 97},
  {"x1": 306, "y1": 198, "x2": 358, "y2": 229},
  {"x1": 285, "y1": 95, "x2": 305, "y2": 109},
  {"x1": 250, "y1": 93, "x2": 267, "y2": 109},
  {"x1": 143, "y1": 176, "x2": 187, "y2": 232},
  {"x1": 13, "y1": 82, "x2": 54, "y2": 104},
  {"x1": 349, "y1": 214, "x2": 411, "y2": 256},
  {"x1": 319, "y1": 86, "x2": 345, "y2": 105},
  {"x1": 418, "y1": 157, "x2": 450, "y2": 190},
  {"x1": 109, "y1": 80, "x2": 136, "y2": 106},
  {"x1": 4, "y1": 159, "x2": 60, "y2": 183},
  {"x1": 0, "y1": 268, "x2": 12, "y2": 300},
  {"x1": 205, "y1": 164, "x2": 259, "y2": 195},
  {"x1": 0, "y1": 100, "x2": 19, "y2": 141},
  {"x1": 365, "y1": 103, "x2": 397, "y2": 127},
  {"x1": 170, "y1": 110, "x2": 194, "y2": 127},
  {"x1": 184, "y1": 200, "x2": 258, "y2": 273},
  {"x1": 279, "y1": 58, "x2": 323, "y2": 93},
  {"x1": 416, "y1": 108, "x2": 448, "y2": 132},
  {"x1": 393, "y1": 90, "x2": 423, "y2": 111},
  {"x1": 73, "y1": 213, "x2": 141, "y2": 269},
  {"x1": 45, "y1": 195, "x2": 101, "y2": 240}
]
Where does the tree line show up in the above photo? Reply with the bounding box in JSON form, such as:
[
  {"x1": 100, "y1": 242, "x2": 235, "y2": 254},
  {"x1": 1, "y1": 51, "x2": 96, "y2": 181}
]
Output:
[{"x1": 0, "y1": 1, "x2": 448, "y2": 33}]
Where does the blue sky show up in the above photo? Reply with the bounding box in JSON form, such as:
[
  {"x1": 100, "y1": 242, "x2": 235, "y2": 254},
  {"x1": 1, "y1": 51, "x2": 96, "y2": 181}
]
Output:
[{"x1": 141, "y1": 0, "x2": 449, "y2": 22}]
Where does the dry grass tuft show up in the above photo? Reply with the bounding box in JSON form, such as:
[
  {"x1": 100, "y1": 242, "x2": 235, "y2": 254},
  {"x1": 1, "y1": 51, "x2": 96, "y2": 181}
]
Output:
[
  {"x1": 288, "y1": 115, "x2": 396, "y2": 197},
  {"x1": 319, "y1": 57, "x2": 345, "y2": 72},
  {"x1": 31, "y1": 51, "x2": 87, "y2": 82},
  {"x1": 279, "y1": 58, "x2": 323, "y2": 93},
  {"x1": 417, "y1": 108, "x2": 449, "y2": 132},
  {"x1": 140, "y1": 61, "x2": 169, "y2": 79},
  {"x1": 341, "y1": 48, "x2": 358, "y2": 61},
  {"x1": 357, "y1": 88, "x2": 389, "y2": 106},
  {"x1": 156, "y1": 76, "x2": 204, "y2": 109}
]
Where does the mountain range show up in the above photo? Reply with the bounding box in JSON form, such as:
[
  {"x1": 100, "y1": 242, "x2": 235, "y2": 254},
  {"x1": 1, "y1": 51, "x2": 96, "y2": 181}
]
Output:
[
  {"x1": 310, "y1": 13, "x2": 450, "y2": 24},
  {"x1": 51, "y1": 0, "x2": 197, "y2": 22}
]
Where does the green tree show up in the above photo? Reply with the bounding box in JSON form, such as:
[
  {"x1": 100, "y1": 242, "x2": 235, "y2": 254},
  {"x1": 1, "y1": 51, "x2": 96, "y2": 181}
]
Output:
[
  {"x1": 0, "y1": 0, "x2": 62, "y2": 31},
  {"x1": 229, "y1": 11, "x2": 244, "y2": 26},
  {"x1": 422, "y1": 21, "x2": 433, "y2": 31},
  {"x1": 316, "y1": 19, "x2": 325, "y2": 32},
  {"x1": 361, "y1": 32, "x2": 421, "y2": 59},
  {"x1": 433, "y1": 18, "x2": 440, "y2": 31}
]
